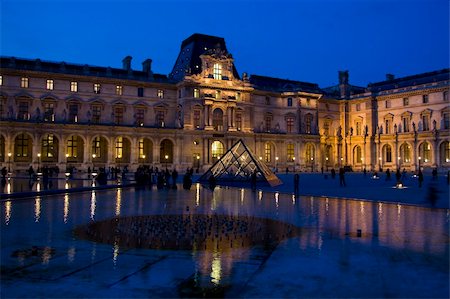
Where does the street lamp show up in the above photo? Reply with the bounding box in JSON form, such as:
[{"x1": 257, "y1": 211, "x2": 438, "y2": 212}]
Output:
[
  {"x1": 311, "y1": 157, "x2": 314, "y2": 172},
  {"x1": 164, "y1": 154, "x2": 169, "y2": 169},
  {"x1": 92, "y1": 153, "x2": 96, "y2": 171},
  {"x1": 325, "y1": 156, "x2": 329, "y2": 171},
  {"x1": 275, "y1": 156, "x2": 279, "y2": 173},
  {"x1": 7, "y1": 152, "x2": 12, "y2": 173},
  {"x1": 418, "y1": 156, "x2": 421, "y2": 171}
]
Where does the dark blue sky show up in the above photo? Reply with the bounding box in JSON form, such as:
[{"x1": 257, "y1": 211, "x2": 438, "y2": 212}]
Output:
[{"x1": 1, "y1": 0, "x2": 448, "y2": 87}]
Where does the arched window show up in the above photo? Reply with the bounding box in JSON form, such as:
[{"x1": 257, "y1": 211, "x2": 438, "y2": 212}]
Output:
[
  {"x1": 399, "y1": 143, "x2": 411, "y2": 163},
  {"x1": 305, "y1": 144, "x2": 315, "y2": 163},
  {"x1": 211, "y1": 141, "x2": 224, "y2": 162},
  {"x1": 354, "y1": 146, "x2": 362, "y2": 164},
  {"x1": 212, "y1": 108, "x2": 223, "y2": 131},
  {"x1": 440, "y1": 141, "x2": 450, "y2": 164},
  {"x1": 420, "y1": 142, "x2": 431, "y2": 163},
  {"x1": 160, "y1": 139, "x2": 174, "y2": 163},
  {"x1": 383, "y1": 144, "x2": 392, "y2": 163}
]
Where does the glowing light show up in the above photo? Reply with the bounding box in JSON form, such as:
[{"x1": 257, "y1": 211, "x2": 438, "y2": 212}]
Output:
[
  {"x1": 35, "y1": 196, "x2": 41, "y2": 222},
  {"x1": 240, "y1": 188, "x2": 245, "y2": 204},
  {"x1": 5, "y1": 201, "x2": 11, "y2": 225},
  {"x1": 115, "y1": 188, "x2": 122, "y2": 216},
  {"x1": 360, "y1": 202, "x2": 365, "y2": 215},
  {"x1": 90, "y1": 190, "x2": 96, "y2": 220},
  {"x1": 211, "y1": 253, "x2": 222, "y2": 285},
  {"x1": 64, "y1": 193, "x2": 69, "y2": 224},
  {"x1": 292, "y1": 194, "x2": 296, "y2": 205},
  {"x1": 7, "y1": 181, "x2": 11, "y2": 194},
  {"x1": 258, "y1": 190, "x2": 263, "y2": 201},
  {"x1": 36, "y1": 181, "x2": 41, "y2": 192},
  {"x1": 65, "y1": 182, "x2": 69, "y2": 189},
  {"x1": 113, "y1": 241, "x2": 119, "y2": 267},
  {"x1": 275, "y1": 192, "x2": 279, "y2": 209},
  {"x1": 196, "y1": 183, "x2": 200, "y2": 206}
]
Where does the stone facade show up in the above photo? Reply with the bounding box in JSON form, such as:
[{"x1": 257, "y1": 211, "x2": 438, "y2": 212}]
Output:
[{"x1": 0, "y1": 34, "x2": 448, "y2": 173}]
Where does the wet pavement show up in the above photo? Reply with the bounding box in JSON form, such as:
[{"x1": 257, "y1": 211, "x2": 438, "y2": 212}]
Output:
[{"x1": 1, "y1": 184, "x2": 448, "y2": 298}]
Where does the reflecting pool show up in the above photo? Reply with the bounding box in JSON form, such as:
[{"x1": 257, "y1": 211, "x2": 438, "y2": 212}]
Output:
[{"x1": 1, "y1": 185, "x2": 449, "y2": 298}]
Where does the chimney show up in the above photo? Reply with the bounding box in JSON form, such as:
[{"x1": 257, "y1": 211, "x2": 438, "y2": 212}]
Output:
[
  {"x1": 142, "y1": 59, "x2": 153, "y2": 76},
  {"x1": 386, "y1": 74, "x2": 395, "y2": 81},
  {"x1": 122, "y1": 56, "x2": 132, "y2": 70},
  {"x1": 338, "y1": 70, "x2": 349, "y2": 85}
]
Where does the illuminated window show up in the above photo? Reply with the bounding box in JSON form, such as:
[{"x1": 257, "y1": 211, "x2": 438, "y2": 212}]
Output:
[
  {"x1": 42, "y1": 134, "x2": 55, "y2": 158},
  {"x1": 287, "y1": 143, "x2": 294, "y2": 162},
  {"x1": 92, "y1": 137, "x2": 101, "y2": 157},
  {"x1": 43, "y1": 102, "x2": 54, "y2": 122},
  {"x1": 193, "y1": 109, "x2": 201, "y2": 128},
  {"x1": 114, "y1": 106, "x2": 124, "y2": 124},
  {"x1": 264, "y1": 143, "x2": 272, "y2": 162},
  {"x1": 399, "y1": 143, "x2": 411, "y2": 163},
  {"x1": 21, "y1": 77, "x2": 29, "y2": 88},
  {"x1": 211, "y1": 141, "x2": 224, "y2": 161},
  {"x1": 193, "y1": 88, "x2": 200, "y2": 98},
  {"x1": 15, "y1": 134, "x2": 29, "y2": 157},
  {"x1": 383, "y1": 144, "x2": 392, "y2": 163},
  {"x1": 236, "y1": 92, "x2": 241, "y2": 101},
  {"x1": 67, "y1": 136, "x2": 78, "y2": 158},
  {"x1": 70, "y1": 81, "x2": 78, "y2": 92},
  {"x1": 46, "y1": 79, "x2": 54, "y2": 90},
  {"x1": 138, "y1": 138, "x2": 145, "y2": 158},
  {"x1": 354, "y1": 146, "x2": 362, "y2": 163},
  {"x1": 421, "y1": 142, "x2": 431, "y2": 162},
  {"x1": 422, "y1": 94, "x2": 429, "y2": 104},
  {"x1": 305, "y1": 144, "x2": 315, "y2": 162},
  {"x1": 157, "y1": 89, "x2": 164, "y2": 98},
  {"x1": 443, "y1": 141, "x2": 450, "y2": 163},
  {"x1": 115, "y1": 137, "x2": 123, "y2": 159},
  {"x1": 403, "y1": 97, "x2": 409, "y2": 106},
  {"x1": 93, "y1": 83, "x2": 101, "y2": 94},
  {"x1": 286, "y1": 116, "x2": 294, "y2": 133},
  {"x1": 213, "y1": 63, "x2": 222, "y2": 80},
  {"x1": 116, "y1": 85, "x2": 123, "y2": 96},
  {"x1": 215, "y1": 90, "x2": 221, "y2": 99},
  {"x1": 92, "y1": 105, "x2": 101, "y2": 123}
]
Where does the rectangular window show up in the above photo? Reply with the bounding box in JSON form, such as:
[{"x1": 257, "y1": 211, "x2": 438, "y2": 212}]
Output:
[
  {"x1": 323, "y1": 121, "x2": 330, "y2": 136},
  {"x1": 422, "y1": 115, "x2": 430, "y2": 131},
  {"x1": 70, "y1": 81, "x2": 78, "y2": 92},
  {"x1": 157, "y1": 89, "x2": 164, "y2": 98},
  {"x1": 286, "y1": 117, "x2": 294, "y2": 133},
  {"x1": 114, "y1": 107, "x2": 124, "y2": 124},
  {"x1": 385, "y1": 100, "x2": 391, "y2": 108},
  {"x1": 69, "y1": 104, "x2": 78, "y2": 122},
  {"x1": 139, "y1": 138, "x2": 145, "y2": 158},
  {"x1": 305, "y1": 115, "x2": 312, "y2": 134},
  {"x1": 16, "y1": 134, "x2": 29, "y2": 157},
  {"x1": 156, "y1": 110, "x2": 165, "y2": 127},
  {"x1": 115, "y1": 137, "x2": 123, "y2": 159},
  {"x1": 135, "y1": 108, "x2": 145, "y2": 125},
  {"x1": 116, "y1": 85, "x2": 123, "y2": 96},
  {"x1": 93, "y1": 83, "x2": 101, "y2": 94},
  {"x1": 264, "y1": 143, "x2": 271, "y2": 163},
  {"x1": 236, "y1": 113, "x2": 242, "y2": 131},
  {"x1": 403, "y1": 117, "x2": 410, "y2": 132},
  {"x1": 265, "y1": 115, "x2": 272, "y2": 132},
  {"x1": 265, "y1": 96, "x2": 270, "y2": 105},
  {"x1": 92, "y1": 105, "x2": 101, "y2": 123},
  {"x1": 355, "y1": 122, "x2": 361, "y2": 136},
  {"x1": 137, "y1": 87, "x2": 144, "y2": 97},
  {"x1": 92, "y1": 137, "x2": 101, "y2": 157},
  {"x1": 42, "y1": 134, "x2": 55, "y2": 158},
  {"x1": 403, "y1": 97, "x2": 409, "y2": 106},
  {"x1": 67, "y1": 136, "x2": 78, "y2": 158},
  {"x1": 287, "y1": 143, "x2": 295, "y2": 162},
  {"x1": 422, "y1": 94, "x2": 429, "y2": 103},
  {"x1": 287, "y1": 97, "x2": 293, "y2": 107},
  {"x1": 193, "y1": 110, "x2": 201, "y2": 128},
  {"x1": 213, "y1": 63, "x2": 222, "y2": 80},
  {"x1": 355, "y1": 103, "x2": 361, "y2": 111},
  {"x1": 46, "y1": 79, "x2": 54, "y2": 90},
  {"x1": 18, "y1": 102, "x2": 29, "y2": 120},
  {"x1": 43, "y1": 102, "x2": 55, "y2": 122},
  {"x1": 444, "y1": 113, "x2": 450, "y2": 130},
  {"x1": 21, "y1": 77, "x2": 29, "y2": 88},
  {"x1": 193, "y1": 88, "x2": 200, "y2": 98},
  {"x1": 385, "y1": 119, "x2": 391, "y2": 134}
]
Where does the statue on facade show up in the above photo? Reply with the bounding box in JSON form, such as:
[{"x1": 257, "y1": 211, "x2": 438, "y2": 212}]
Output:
[
  {"x1": 412, "y1": 122, "x2": 416, "y2": 132},
  {"x1": 35, "y1": 107, "x2": 41, "y2": 121},
  {"x1": 337, "y1": 125, "x2": 342, "y2": 137}
]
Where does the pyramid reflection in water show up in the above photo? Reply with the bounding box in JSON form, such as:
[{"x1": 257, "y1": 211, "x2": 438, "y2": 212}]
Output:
[{"x1": 198, "y1": 139, "x2": 282, "y2": 187}]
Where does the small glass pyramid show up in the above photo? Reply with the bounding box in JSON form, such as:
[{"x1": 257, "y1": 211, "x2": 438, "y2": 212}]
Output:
[{"x1": 198, "y1": 139, "x2": 282, "y2": 187}]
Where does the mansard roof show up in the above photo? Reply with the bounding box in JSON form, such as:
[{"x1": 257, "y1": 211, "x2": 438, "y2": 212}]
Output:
[
  {"x1": 0, "y1": 57, "x2": 170, "y2": 83},
  {"x1": 249, "y1": 75, "x2": 321, "y2": 94},
  {"x1": 169, "y1": 33, "x2": 240, "y2": 82},
  {"x1": 368, "y1": 68, "x2": 449, "y2": 93}
]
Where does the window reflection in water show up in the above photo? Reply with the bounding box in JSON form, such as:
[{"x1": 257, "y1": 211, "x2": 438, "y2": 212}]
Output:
[
  {"x1": 90, "y1": 190, "x2": 96, "y2": 220},
  {"x1": 5, "y1": 201, "x2": 11, "y2": 225},
  {"x1": 196, "y1": 183, "x2": 200, "y2": 206},
  {"x1": 34, "y1": 196, "x2": 41, "y2": 222},
  {"x1": 115, "y1": 188, "x2": 122, "y2": 216},
  {"x1": 210, "y1": 252, "x2": 222, "y2": 285},
  {"x1": 64, "y1": 193, "x2": 69, "y2": 224}
]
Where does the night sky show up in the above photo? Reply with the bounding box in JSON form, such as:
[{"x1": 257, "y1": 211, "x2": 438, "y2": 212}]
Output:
[{"x1": 1, "y1": 0, "x2": 448, "y2": 87}]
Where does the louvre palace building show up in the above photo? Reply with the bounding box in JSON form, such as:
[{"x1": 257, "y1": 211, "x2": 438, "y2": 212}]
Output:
[{"x1": 0, "y1": 33, "x2": 449, "y2": 174}]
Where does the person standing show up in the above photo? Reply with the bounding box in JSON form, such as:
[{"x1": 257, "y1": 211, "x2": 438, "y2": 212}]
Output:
[
  {"x1": 418, "y1": 169, "x2": 424, "y2": 187},
  {"x1": 339, "y1": 168, "x2": 346, "y2": 187}
]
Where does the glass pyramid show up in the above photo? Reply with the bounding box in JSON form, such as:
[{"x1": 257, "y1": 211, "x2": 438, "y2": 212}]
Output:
[{"x1": 198, "y1": 139, "x2": 282, "y2": 187}]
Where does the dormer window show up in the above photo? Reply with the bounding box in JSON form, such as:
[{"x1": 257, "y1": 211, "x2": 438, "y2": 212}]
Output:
[{"x1": 213, "y1": 63, "x2": 222, "y2": 80}]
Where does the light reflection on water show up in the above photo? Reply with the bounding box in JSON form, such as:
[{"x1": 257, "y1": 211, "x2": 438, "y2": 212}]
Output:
[{"x1": 1, "y1": 185, "x2": 449, "y2": 294}]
